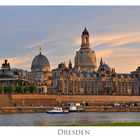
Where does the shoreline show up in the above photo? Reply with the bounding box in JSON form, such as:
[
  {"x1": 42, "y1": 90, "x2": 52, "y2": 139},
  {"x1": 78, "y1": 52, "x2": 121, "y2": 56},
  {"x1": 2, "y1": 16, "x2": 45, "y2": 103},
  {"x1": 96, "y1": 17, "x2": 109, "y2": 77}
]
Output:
[{"x1": 1, "y1": 106, "x2": 140, "y2": 114}]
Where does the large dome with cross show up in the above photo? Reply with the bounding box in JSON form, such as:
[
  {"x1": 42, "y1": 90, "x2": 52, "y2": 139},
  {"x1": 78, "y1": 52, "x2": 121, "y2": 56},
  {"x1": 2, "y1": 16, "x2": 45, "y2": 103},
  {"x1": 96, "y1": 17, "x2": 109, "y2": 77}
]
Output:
[{"x1": 31, "y1": 48, "x2": 50, "y2": 72}]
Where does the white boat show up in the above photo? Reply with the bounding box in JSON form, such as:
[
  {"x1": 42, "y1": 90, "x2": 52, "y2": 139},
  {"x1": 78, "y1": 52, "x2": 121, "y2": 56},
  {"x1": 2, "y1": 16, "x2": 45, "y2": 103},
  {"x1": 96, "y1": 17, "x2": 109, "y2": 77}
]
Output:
[
  {"x1": 47, "y1": 107, "x2": 69, "y2": 114},
  {"x1": 67, "y1": 102, "x2": 84, "y2": 112},
  {"x1": 69, "y1": 105, "x2": 77, "y2": 112}
]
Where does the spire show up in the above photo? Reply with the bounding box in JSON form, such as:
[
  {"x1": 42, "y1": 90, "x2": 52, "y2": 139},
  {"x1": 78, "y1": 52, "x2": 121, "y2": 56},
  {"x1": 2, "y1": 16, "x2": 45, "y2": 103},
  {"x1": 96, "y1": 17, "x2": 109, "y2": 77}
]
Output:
[
  {"x1": 84, "y1": 27, "x2": 87, "y2": 31},
  {"x1": 100, "y1": 57, "x2": 103, "y2": 65},
  {"x1": 82, "y1": 27, "x2": 89, "y2": 36},
  {"x1": 39, "y1": 45, "x2": 42, "y2": 54},
  {"x1": 64, "y1": 61, "x2": 66, "y2": 68},
  {"x1": 68, "y1": 59, "x2": 72, "y2": 69}
]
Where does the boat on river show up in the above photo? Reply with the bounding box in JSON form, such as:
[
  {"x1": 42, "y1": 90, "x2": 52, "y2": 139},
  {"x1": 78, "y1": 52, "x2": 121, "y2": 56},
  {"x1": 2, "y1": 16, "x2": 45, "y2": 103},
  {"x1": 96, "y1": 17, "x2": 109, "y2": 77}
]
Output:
[
  {"x1": 67, "y1": 102, "x2": 84, "y2": 112},
  {"x1": 46, "y1": 107, "x2": 69, "y2": 114}
]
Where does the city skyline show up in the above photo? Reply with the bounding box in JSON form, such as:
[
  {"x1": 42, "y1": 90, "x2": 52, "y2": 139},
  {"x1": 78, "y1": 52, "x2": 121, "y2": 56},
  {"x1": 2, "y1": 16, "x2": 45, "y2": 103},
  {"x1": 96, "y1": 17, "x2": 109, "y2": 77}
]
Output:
[{"x1": 0, "y1": 6, "x2": 140, "y2": 73}]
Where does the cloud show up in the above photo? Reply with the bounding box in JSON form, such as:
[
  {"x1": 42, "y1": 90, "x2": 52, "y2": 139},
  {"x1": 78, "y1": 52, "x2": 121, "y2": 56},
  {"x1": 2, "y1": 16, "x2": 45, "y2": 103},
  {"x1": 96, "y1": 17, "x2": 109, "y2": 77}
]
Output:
[
  {"x1": 96, "y1": 49, "x2": 113, "y2": 58},
  {"x1": 105, "y1": 54, "x2": 140, "y2": 73},
  {"x1": 74, "y1": 31, "x2": 140, "y2": 49},
  {"x1": 2, "y1": 30, "x2": 140, "y2": 73},
  {"x1": 98, "y1": 46, "x2": 140, "y2": 73},
  {"x1": 1, "y1": 7, "x2": 140, "y2": 74}
]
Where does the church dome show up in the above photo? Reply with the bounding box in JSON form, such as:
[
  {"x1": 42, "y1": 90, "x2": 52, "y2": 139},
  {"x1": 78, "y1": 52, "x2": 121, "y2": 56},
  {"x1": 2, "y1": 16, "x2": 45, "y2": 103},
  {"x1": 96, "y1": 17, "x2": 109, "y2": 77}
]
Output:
[
  {"x1": 31, "y1": 52, "x2": 50, "y2": 71},
  {"x1": 75, "y1": 48, "x2": 96, "y2": 72},
  {"x1": 74, "y1": 28, "x2": 97, "y2": 72}
]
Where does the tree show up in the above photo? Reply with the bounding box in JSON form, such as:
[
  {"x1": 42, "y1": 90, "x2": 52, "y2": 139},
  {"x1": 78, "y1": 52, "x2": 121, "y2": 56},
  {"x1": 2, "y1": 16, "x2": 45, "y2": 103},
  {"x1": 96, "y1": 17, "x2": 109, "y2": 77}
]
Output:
[
  {"x1": 4, "y1": 86, "x2": 16, "y2": 93},
  {"x1": 0, "y1": 86, "x2": 4, "y2": 94},
  {"x1": 4, "y1": 86, "x2": 10, "y2": 93},
  {"x1": 29, "y1": 86, "x2": 37, "y2": 93},
  {"x1": 15, "y1": 85, "x2": 22, "y2": 93},
  {"x1": 24, "y1": 86, "x2": 30, "y2": 93},
  {"x1": 10, "y1": 86, "x2": 16, "y2": 93}
]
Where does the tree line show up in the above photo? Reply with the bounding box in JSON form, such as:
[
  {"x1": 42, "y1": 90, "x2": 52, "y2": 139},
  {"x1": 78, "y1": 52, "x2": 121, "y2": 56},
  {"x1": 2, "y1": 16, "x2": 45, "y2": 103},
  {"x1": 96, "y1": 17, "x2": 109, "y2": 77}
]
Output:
[{"x1": 0, "y1": 85, "x2": 37, "y2": 94}]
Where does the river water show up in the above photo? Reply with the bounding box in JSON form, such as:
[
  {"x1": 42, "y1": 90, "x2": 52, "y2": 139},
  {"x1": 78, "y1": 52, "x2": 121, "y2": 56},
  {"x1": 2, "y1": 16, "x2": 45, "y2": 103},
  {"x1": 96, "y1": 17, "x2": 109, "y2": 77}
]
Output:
[{"x1": 0, "y1": 112, "x2": 140, "y2": 126}]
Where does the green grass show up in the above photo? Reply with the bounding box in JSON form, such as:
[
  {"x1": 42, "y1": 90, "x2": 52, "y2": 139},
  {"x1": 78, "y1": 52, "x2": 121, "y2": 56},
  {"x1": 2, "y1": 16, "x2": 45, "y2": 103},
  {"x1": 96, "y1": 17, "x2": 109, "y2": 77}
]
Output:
[{"x1": 58, "y1": 122, "x2": 140, "y2": 126}]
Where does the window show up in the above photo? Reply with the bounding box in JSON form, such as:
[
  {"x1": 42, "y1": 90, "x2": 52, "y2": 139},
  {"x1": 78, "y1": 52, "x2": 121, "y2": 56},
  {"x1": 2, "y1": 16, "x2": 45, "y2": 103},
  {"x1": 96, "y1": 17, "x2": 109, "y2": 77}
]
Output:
[{"x1": 85, "y1": 37, "x2": 88, "y2": 44}]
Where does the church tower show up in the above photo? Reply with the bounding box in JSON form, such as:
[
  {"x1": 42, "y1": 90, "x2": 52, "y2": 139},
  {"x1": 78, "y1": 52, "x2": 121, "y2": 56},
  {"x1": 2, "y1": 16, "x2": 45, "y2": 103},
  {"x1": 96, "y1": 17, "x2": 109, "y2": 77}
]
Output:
[
  {"x1": 81, "y1": 27, "x2": 90, "y2": 48},
  {"x1": 74, "y1": 28, "x2": 97, "y2": 72}
]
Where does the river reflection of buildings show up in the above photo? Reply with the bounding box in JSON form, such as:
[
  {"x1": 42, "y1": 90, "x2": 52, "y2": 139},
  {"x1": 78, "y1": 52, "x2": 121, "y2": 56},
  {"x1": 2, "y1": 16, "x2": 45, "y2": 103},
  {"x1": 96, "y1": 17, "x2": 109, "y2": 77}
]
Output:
[{"x1": 0, "y1": 28, "x2": 140, "y2": 95}]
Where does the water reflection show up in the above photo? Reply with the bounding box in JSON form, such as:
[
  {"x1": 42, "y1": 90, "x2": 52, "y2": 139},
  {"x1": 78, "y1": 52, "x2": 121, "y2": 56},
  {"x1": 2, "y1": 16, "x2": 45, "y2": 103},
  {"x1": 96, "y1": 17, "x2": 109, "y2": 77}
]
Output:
[{"x1": 0, "y1": 112, "x2": 140, "y2": 126}]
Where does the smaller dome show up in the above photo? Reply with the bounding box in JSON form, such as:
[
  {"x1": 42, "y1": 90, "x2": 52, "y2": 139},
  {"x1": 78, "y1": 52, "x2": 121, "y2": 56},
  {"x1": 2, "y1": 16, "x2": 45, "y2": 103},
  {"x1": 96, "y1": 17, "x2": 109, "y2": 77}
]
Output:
[
  {"x1": 98, "y1": 64, "x2": 111, "y2": 72},
  {"x1": 98, "y1": 58, "x2": 111, "y2": 73},
  {"x1": 31, "y1": 52, "x2": 50, "y2": 71}
]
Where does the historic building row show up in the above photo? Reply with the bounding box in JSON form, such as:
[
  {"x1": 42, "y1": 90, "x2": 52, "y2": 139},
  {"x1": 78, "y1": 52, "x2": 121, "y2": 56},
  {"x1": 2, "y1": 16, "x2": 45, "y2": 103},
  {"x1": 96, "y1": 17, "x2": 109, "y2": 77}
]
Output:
[
  {"x1": 0, "y1": 28, "x2": 140, "y2": 95},
  {"x1": 49, "y1": 28, "x2": 140, "y2": 95}
]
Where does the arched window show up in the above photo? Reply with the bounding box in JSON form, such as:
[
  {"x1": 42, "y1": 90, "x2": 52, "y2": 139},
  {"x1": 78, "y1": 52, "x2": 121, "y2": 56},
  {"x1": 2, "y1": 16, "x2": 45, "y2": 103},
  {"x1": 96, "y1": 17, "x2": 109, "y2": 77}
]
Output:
[{"x1": 85, "y1": 36, "x2": 88, "y2": 44}]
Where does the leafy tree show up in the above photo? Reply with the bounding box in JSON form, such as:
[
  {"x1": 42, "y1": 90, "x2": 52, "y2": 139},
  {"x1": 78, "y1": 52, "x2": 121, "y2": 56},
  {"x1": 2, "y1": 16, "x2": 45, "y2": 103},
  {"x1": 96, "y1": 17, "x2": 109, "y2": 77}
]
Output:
[
  {"x1": 29, "y1": 85, "x2": 37, "y2": 93},
  {"x1": 24, "y1": 86, "x2": 30, "y2": 93},
  {"x1": 4, "y1": 86, "x2": 16, "y2": 93},
  {"x1": 11, "y1": 86, "x2": 16, "y2": 93},
  {"x1": 4, "y1": 86, "x2": 10, "y2": 93},
  {"x1": 15, "y1": 85, "x2": 22, "y2": 93},
  {"x1": 2, "y1": 85, "x2": 38, "y2": 94},
  {"x1": 0, "y1": 86, "x2": 4, "y2": 94}
]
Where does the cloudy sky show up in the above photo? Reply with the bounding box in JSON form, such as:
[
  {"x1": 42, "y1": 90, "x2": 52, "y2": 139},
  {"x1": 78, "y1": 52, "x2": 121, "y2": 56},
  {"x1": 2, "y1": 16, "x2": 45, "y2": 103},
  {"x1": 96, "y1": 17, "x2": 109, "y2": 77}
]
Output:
[{"x1": 0, "y1": 6, "x2": 140, "y2": 73}]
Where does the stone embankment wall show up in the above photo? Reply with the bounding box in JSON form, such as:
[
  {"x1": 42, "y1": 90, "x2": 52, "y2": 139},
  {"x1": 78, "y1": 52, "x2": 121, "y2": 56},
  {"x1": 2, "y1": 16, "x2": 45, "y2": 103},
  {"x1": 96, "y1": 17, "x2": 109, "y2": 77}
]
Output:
[
  {"x1": 0, "y1": 95, "x2": 11, "y2": 107},
  {"x1": 1, "y1": 107, "x2": 140, "y2": 114},
  {"x1": 1, "y1": 94, "x2": 140, "y2": 107},
  {"x1": 1, "y1": 94, "x2": 140, "y2": 113},
  {"x1": 0, "y1": 107, "x2": 48, "y2": 114},
  {"x1": 85, "y1": 107, "x2": 140, "y2": 112},
  {"x1": 11, "y1": 94, "x2": 140, "y2": 106}
]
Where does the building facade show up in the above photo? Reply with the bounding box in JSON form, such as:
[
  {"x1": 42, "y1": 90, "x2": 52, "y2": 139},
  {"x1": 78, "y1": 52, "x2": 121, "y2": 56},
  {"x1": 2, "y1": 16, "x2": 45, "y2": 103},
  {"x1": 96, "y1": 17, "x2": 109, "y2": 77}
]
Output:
[
  {"x1": 0, "y1": 28, "x2": 140, "y2": 96},
  {"x1": 0, "y1": 60, "x2": 28, "y2": 86},
  {"x1": 50, "y1": 28, "x2": 140, "y2": 96}
]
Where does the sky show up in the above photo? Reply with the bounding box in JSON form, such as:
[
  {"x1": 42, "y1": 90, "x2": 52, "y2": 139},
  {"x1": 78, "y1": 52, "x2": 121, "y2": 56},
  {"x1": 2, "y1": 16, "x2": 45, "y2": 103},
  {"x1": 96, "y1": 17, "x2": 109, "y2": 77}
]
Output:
[{"x1": 0, "y1": 6, "x2": 140, "y2": 73}]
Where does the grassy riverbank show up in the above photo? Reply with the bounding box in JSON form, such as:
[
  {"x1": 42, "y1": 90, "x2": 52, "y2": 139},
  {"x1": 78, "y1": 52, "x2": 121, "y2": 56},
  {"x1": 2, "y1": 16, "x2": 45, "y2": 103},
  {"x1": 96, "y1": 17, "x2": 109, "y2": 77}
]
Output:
[{"x1": 61, "y1": 122, "x2": 140, "y2": 126}]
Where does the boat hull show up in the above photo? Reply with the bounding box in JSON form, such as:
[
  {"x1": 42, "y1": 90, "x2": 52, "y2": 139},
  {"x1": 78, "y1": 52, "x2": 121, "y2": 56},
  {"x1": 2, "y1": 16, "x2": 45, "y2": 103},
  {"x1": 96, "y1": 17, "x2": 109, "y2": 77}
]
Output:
[{"x1": 47, "y1": 112, "x2": 69, "y2": 114}]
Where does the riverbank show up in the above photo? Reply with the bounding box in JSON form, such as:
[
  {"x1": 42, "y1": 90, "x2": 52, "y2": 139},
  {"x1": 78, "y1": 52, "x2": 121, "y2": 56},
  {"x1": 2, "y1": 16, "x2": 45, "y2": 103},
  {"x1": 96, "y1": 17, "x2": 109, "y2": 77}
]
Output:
[
  {"x1": 0, "y1": 107, "x2": 48, "y2": 114},
  {"x1": 1, "y1": 94, "x2": 140, "y2": 108},
  {"x1": 85, "y1": 106, "x2": 140, "y2": 112},
  {"x1": 11, "y1": 94, "x2": 140, "y2": 107},
  {"x1": 1, "y1": 106, "x2": 140, "y2": 114},
  {"x1": 60, "y1": 122, "x2": 140, "y2": 126}
]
